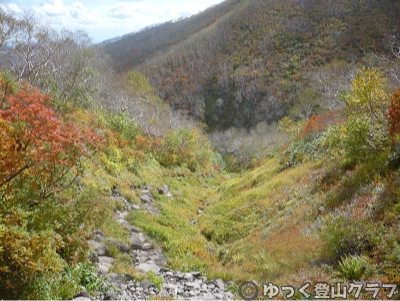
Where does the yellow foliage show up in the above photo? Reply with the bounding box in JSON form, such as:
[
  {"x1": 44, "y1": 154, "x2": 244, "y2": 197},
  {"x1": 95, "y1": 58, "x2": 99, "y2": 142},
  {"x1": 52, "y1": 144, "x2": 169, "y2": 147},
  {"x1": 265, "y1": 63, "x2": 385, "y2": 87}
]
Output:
[
  {"x1": 278, "y1": 116, "x2": 306, "y2": 137},
  {"x1": 0, "y1": 210, "x2": 64, "y2": 291},
  {"x1": 125, "y1": 70, "x2": 155, "y2": 98},
  {"x1": 348, "y1": 67, "x2": 389, "y2": 125}
]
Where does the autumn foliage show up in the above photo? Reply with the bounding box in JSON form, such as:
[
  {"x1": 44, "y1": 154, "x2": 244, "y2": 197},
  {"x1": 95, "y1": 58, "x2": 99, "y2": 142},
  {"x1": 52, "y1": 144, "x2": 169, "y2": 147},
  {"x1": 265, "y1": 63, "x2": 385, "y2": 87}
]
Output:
[
  {"x1": 0, "y1": 84, "x2": 99, "y2": 194},
  {"x1": 0, "y1": 82, "x2": 100, "y2": 297},
  {"x1": 136, "y1": 129, "x2": 213, "y2": 172},
  {"x1": 388, "y1": 90, "x2": 400, "y2": 142},
  {"x1": 298, "y1": 111, "x2": 345, "y2": 139}
]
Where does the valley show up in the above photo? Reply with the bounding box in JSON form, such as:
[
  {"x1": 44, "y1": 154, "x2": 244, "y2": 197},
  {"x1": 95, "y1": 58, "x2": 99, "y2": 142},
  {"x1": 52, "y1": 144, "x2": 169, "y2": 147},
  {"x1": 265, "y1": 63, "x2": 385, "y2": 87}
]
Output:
[{"x1": 0, "y1": 0, "x2": 400, "y2": 299}]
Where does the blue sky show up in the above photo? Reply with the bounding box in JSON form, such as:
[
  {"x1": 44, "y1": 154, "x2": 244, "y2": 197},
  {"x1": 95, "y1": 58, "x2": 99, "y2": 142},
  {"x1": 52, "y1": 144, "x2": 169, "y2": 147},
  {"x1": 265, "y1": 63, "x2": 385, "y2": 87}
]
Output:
[{"x1": 0, "y1": 0, "x2": 225, "y2": 43}]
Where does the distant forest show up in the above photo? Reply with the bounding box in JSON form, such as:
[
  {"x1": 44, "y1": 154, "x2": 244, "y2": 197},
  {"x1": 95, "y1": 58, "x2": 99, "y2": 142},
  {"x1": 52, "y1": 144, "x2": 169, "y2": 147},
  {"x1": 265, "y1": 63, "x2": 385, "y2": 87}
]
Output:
[{"x1": 104, "y1": 0, "x2": 400, "y2": 130}]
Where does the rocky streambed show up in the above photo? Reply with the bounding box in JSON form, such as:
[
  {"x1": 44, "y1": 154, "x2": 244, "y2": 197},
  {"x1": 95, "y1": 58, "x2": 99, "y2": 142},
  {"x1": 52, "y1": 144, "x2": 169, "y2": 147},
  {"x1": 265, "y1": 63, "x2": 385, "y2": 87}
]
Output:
[{"x1": 75, "y1": 185, "x2": 235, "y2": 300}]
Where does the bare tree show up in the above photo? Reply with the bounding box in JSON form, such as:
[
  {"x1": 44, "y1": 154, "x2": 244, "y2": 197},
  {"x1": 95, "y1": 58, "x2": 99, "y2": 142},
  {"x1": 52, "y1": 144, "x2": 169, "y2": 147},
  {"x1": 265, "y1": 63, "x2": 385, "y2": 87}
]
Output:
[{"x1": 385, "y1": 30, "x2": 400, "y2": 85}]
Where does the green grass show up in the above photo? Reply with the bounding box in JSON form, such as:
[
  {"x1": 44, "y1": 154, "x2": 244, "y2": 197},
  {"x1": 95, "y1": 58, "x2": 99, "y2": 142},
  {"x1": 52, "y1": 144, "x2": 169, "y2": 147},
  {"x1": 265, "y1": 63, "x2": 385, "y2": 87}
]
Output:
[{"x1": 75, "y1": 109, "x2": 400, "y2": 291}]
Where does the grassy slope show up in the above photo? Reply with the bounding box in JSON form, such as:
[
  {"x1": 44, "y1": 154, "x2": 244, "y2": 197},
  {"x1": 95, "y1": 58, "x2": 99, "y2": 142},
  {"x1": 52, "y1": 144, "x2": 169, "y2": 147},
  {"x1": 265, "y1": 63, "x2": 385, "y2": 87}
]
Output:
[
  {"x1": 120, "y1": 141, "x2": 399, "y2": 295},
  {"x1": 199, "y1": 158, "x2": 324, "y2": 284},
  {"x1": 68, "y1": 103, "x2": 399, "y2": 297}
]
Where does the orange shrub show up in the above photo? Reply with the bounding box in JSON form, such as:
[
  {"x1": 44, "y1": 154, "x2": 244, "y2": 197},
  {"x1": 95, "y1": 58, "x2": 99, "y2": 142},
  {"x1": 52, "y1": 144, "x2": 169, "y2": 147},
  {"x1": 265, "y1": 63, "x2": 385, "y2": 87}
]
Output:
[
  {"x1": 388, "y1": 90, "x2": 400, "y2": 142},
  {"x1": 298, "y1": 110, "x2": 345, "y2": 139}
]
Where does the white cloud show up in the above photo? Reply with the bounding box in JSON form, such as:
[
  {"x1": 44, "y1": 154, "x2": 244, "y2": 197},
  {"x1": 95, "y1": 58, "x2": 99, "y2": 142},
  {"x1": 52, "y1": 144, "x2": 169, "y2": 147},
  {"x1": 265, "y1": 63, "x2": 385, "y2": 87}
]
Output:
[
  {"x1": 108, "y1": 2, "x2": 135, "y2": 20},
  {"x1": 1, "y1": 3, "x2": 23, "y2": 15},
  {"x1": 2, "y1": 0, "x2": 225, "y2": 42},
  {"x1": 37, "y1": 0, "x2": 67, "y2": 17}
]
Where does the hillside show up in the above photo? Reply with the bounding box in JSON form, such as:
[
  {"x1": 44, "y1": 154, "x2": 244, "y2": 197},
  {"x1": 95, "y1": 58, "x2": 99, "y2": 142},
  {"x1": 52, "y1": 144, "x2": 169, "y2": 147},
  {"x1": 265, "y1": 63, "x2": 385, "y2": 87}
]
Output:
[
  {"x1": 104, "y1": 0, "x2": 400, "y2": 131},
  {"x1": 1, "y1": 2, "x2": 400, "y2": 300},
  {"x1": 101, "y1": 0, "x2": 242, "y2": 71}
]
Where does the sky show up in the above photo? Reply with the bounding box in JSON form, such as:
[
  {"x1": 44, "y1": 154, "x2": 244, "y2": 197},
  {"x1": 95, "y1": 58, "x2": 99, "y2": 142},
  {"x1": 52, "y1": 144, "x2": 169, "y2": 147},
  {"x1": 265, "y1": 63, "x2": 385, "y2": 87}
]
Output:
[{"x1": 0, "y1": 0, "x2": 225, "y2": 43}]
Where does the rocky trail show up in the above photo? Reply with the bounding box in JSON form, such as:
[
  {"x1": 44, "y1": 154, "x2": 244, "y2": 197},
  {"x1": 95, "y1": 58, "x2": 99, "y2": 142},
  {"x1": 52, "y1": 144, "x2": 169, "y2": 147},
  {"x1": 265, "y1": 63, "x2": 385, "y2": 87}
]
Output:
[{"x1": 75, "y1": 185, "x2": 235, "y2": 300}]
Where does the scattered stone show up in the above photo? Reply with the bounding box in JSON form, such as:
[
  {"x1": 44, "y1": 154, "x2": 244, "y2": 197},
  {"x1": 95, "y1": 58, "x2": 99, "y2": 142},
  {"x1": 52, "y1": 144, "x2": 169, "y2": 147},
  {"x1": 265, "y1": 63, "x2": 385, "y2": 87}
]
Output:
[
  {"x1": 103, "y1": 292, "x2": 118, "y2": 300},
  {"x1": 144, "y1": 202, "x2": 160, "y2": 215},
  {"x1": 140, "y1": 187, "x2": 153, "y2": 200},
  {"x1": 94, "y1": 229, "x2": 106, "y2": 242},
  {"x1": 185, "y1": 282, "x2": 199, "y2": 289},
  {"x1": 140, "y1": 194, "x2": 152, "y2": 204},
  {"x1": 191, "y1": 271, "x2": 202, "y2": 278},
  {"x1": 136, "y1": 262, "x2": 162, "y2": 274},
  {"x1": 189, "y1": 291, "x2": 197, "y2": 297},
  {"x1": 183, "y1": 273, "x2": 194, "y2": 280},
  {"x1": 166, "y1": 192, "x2": 174, "y2": 198},
  {"x1": 214, "y1": 279, "x2": 225, "y2": 291},
  {"x1": 107, "y1": 238, "x2": 131, "y2": 254},
  {"x1": 157, "y1": 185, "x2": 168, "y2": 194},
  {"x1": 111, "y1": 186, "x2": 121, "y2": 197},
  {"x1": 140, "y1": 280, "x2": 155, "y2": 290},
  {"x1": 141, "y1": 243, "x2": 153, "y2": 250},
  {"x1": 116, "y1": 210, "x2": 129, "y2": 219},
  {"x1": 130, "y1": 233, "x2": 145, "y2": 249},
  {"x1": 131, "y1": 204, "x2": 141, "y2": 211},
  {"x1": 88, "y1": 240, "x2": 107, "y2": 256},
  {"x1": 92, "y1": 194, "x2": 236, "y2": 300},
  {"x1": 74, "y1": 291, "x2": 90, "y2": 298},
  {"x1": 89, "y1": 252, "x2": 99, "y2": 264},
  {"x1": 129, "y1": 225, "x2": 142, "y2": 233},
  {"x1": 73, "y1": 290, "x2": 90, "y2": 300},
  {"x1": 97, "y1": 256, "x2": 114, "y2": 274}
]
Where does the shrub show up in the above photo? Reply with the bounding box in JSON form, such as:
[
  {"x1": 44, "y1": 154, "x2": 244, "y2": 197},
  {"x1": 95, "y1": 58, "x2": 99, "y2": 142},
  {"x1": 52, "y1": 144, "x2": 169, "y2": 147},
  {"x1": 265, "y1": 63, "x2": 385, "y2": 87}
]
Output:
[
  {"x1": 0, "y1": 80, "x2": 100, "y2": 298},
  {"x1": 338, "y1": 254, "x2": 368, "y2": 280},
  {"x1": 140, "y1": 129, "x2": 214, "y2": 172},
  {"x1": 321, "y1": 216, "x2": 383, "y2": 262},
  {"x1": 388, "y1": 90, "x2": 400, "y2": 141},
  {"x1": 347, "y1": 67, "x2": 389, "y2": 125},
  {"x1": 280, "y1": 133, "x2": 324, "y2": 169},
  {"x1": 105, "y1": 111, "x2": 141, "y2": 141},
  {"x1": 21, "y1": 263, "x2": 114, "y2": 299},
  {"x1": 297, "y1": 111, "x2": 345, "y2": 139},
  {"x1": 147, "y1": 271, "x2": 164, "y2": 290},
  {"x1": 322, "y1": 68, "x2": 392, "y2": 165}
]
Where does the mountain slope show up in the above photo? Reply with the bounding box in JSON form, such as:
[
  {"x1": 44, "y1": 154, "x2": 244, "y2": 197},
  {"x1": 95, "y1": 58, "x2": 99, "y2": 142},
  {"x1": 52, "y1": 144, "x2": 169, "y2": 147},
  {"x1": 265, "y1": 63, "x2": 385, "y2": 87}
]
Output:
[
  {"x1": 102, "y1": 0, "x2": 243, "y2": 71},
  {"x1": 104, "y1": 0, "x2": 400, "y2": 131}
]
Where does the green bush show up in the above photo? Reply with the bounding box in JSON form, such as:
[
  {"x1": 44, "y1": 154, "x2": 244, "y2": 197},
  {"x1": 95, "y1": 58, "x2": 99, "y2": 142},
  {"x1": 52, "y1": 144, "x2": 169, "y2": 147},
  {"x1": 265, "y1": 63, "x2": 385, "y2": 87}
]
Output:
[
  {"x1": 338, "y1": 254, "x2": 368, "y2": 280},
  {"x1": 280, "y1": 133, "x2": 324, "y2": 169},
  {"x1": 321, "y1": 216, "x2": 383, "y2": 262},
  {"x1": 147, "y1": 271, "x2": 164, "y2": 290},
  {"x1": 104, "y1": 111, "x2": 141, "y2": 141},
  {"x1": 156, "y1": 129, "x2": 213, "y2": 172},
  {"x1": 21, "y1": 263, "x2": 114, "y2": 299}
]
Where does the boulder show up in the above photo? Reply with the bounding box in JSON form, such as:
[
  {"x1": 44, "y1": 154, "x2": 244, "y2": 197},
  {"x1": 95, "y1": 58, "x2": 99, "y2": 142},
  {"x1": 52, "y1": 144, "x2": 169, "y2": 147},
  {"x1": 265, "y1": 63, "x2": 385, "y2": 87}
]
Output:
[
  {"x1": 136, "y1": 261, "x2": 162, "y2": 274},
  {"x1": 103, "y1": 292, "x2": 118, "y2": 300},
  {"x1": 213, "y1": 278, "x2": 225, "y2": 291},
  {"x1": 72, "y1": 290, "x2": 90, "y2": 301},
  {"x1": 107, "y1": 238, "x2": 131, "y2": 253},
  {"x1": 157, "y1": 184, "x2": 169, "y2": 195},
  {"x1": 141, "y1": 243, "x2": 153, "y2": 251},
  {"x1": 93, "y1": 229, "x2": 106, "y2": 242},
  {"x1": 88, "y1": 240, "x2": 107, "y2": 256},
  {"x1": 97, "y1": 256, "x2": 114, "y2": 274},
  {"x1": 140, "y1": 194, "x2": 152, "y2": 204},
  {"x1": 140, "y1": 279, "x2": 155, "y2": 290},
  {"x1": 130, "y1": 233, "x2": 145, "y2": 249}
]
